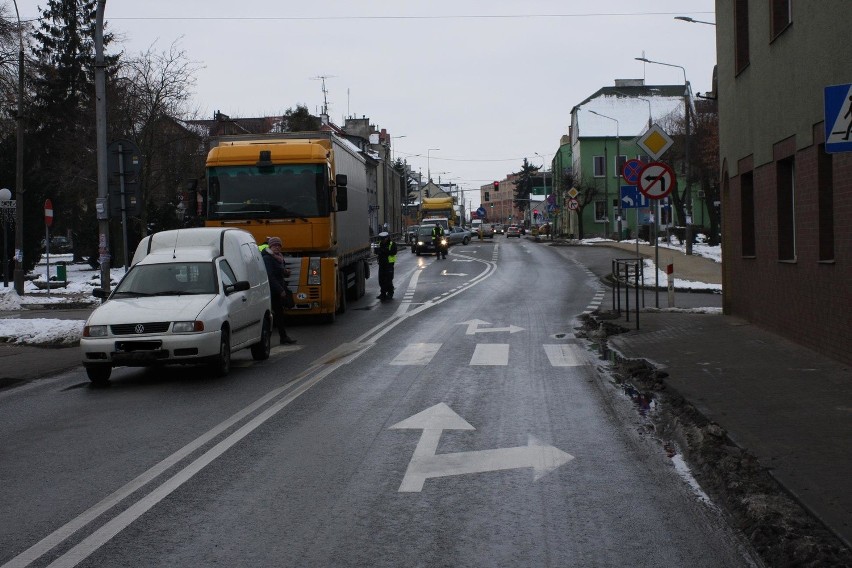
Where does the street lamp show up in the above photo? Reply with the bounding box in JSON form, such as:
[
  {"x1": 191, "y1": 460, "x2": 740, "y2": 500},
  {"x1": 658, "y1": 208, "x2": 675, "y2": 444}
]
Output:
[
  {"x1": 11, "y1": 0, "x2": 25, "y2": 294},
  {"x1": 674, "y1": 16, "x2": 716, "y2": 26},
  {"x1": 634, "y1": 56, "x2": 694, "y2": 254},
  {"x1": 588, "y1": 110, "x2": 621, "y2": 240},
  {"x1": 0, "y1": 187, "x2": 14, "y2": 287},
  {"x1": 427, "y1": 148, "x2": 439, "y2": 182}
]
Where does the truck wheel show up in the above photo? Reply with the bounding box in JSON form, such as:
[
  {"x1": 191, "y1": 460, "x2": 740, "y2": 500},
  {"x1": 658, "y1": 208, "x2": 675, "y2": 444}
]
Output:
[
  {"x1": 85, "y1": 364, "x2": 111, "y2": 386},
  {"x1": 336, "y1": 272, "x2": 347, "y2": 314},
  {"x1": 210, "y1": 328, "x2": 231, "y2": 377},
  {"x1": 356, "y1": 261, "x2": 367, "y2": 298},
  {"x1": 250, "y1": 315, "x2": 271, "y2": 361}
]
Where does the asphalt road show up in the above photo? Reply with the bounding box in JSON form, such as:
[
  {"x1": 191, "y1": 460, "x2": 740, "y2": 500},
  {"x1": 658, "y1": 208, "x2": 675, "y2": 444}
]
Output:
[{"x1": 0, "y1": 239, "x2": 755, "y2": 568}]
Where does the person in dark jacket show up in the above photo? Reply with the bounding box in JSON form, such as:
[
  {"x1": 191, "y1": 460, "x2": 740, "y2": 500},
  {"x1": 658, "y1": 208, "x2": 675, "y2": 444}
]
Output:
[
  {"x1": 262, "y1": 236, "x2": 296, "y2": 344},
  {"x1": 376, "y1": 231, "x2": 397, "y2": 300}
]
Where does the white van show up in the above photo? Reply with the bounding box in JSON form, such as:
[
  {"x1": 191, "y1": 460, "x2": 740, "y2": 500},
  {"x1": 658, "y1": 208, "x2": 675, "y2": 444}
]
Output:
[
  {"x1": 80, "y1": 228, "x2": 272, "y2": 384},
  {"x1": 471, "y1": 219, "x2": 494, "y2": 239}
]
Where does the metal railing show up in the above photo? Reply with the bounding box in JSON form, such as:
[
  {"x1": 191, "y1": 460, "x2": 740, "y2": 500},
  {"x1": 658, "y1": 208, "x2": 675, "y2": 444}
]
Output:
[{"x1": 611, "y1": 258, "x2": 644, "y2": 329}]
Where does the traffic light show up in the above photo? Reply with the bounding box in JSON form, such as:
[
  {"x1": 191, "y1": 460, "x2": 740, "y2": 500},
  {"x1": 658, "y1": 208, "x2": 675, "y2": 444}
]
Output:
[{"x1": 493, "y1": 181, "x2": 500, "y2": 191}]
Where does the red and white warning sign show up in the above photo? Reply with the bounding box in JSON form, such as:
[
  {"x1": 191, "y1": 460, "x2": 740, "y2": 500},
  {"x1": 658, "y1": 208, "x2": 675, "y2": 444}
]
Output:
[
  {"x1": 637, "y1": 161, "x2": 676, "y2": 200},
  {"x1": 44, "y1": 198, "x2": 54, "y2": 227},
  {"x1": 567, "y1": 198, "x2": 580, "y2": 211}
]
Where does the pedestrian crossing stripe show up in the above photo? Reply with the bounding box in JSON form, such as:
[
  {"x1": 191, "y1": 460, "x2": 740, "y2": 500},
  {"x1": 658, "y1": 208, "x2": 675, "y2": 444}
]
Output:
[
  {"x1": 390, "y1": 343, "x2": 442, "y2": 366},
  {"x1": 388, "y1": 343, "x2": 588, "y2": 367}
]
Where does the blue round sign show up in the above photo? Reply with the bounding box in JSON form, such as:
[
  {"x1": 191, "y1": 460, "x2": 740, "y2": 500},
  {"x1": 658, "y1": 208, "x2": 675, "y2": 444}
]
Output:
[{"x1": 622, "y1": 159, "x2": 644, "y2": 185}]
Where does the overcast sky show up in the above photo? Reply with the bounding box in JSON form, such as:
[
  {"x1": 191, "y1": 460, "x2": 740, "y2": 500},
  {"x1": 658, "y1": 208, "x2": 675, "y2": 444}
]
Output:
[{"x1": 14, "y1": 0, "x2": 717, "y2": 205}]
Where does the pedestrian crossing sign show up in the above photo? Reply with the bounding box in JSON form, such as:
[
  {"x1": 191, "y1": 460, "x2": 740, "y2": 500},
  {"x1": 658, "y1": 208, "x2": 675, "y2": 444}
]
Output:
[{"x1": 824, "y1": 84, "x2": 852, "y2": 153}]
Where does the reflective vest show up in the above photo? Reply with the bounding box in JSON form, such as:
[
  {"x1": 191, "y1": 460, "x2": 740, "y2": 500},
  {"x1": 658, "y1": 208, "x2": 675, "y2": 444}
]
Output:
[{"x1": 386, "y1": 241, "x2": 397, "y2": 263}]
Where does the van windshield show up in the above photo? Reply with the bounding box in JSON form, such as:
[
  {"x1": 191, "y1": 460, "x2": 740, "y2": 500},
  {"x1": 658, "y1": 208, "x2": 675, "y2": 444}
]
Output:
[{"x1": 113, "y1": 263, "x2": 218, "y2": 297}]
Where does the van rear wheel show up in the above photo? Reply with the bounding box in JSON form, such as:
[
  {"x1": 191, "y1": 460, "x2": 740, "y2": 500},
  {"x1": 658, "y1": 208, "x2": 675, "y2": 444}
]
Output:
[{"x1": 250, "y1": 316, "x2": 271, "y2": 361}]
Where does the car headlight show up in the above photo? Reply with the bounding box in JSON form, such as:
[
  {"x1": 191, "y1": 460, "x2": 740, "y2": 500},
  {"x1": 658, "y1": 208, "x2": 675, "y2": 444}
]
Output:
[
  {"x1": 83, "y1": 325, "x2": 108, "y2": 338},
  {"x1": 417, "y1": 240, "x2": 424, "y2": 246},
  {"x1": 173, "y1": 321, "x2": 205, "y2": 333}
]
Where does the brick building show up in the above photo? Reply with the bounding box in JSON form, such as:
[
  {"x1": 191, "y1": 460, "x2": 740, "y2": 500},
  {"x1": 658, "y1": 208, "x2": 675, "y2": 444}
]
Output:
[{"x1": 716, "y1": 1, "x2": 851, "y2": 363}]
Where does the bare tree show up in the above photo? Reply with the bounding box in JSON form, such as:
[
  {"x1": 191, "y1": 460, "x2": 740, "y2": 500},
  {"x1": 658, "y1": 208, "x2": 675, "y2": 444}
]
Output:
[{"x1": 113, "y1": 38, "x2": 203, "y2": 240}]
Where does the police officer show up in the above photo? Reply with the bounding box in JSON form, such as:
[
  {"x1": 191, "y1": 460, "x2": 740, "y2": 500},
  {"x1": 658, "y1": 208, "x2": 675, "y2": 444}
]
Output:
[
  {"x1": 376, "y1": 231, "x2": 397, "y2": 300},
  {"x1": 431, "y1": 224, "x2": 447, "y2": 259}
]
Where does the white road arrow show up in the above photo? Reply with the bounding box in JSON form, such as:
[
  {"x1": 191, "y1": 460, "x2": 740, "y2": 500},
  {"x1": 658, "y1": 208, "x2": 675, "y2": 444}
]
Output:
[
  {"x1": 390, "y1": 403, "x2": 574, "y2": 492},
  {"x1": 457, "y1": 319, "x2": 525, "y2": 335},
  {"x1": 440, "y1": 270, "x2": 468, "y2": 276}
]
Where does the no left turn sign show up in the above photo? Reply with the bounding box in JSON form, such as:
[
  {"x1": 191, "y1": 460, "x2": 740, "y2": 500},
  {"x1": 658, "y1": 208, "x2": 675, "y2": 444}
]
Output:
[{"x1": 637, "y1": 161, "x2": 676, "y2": 200}]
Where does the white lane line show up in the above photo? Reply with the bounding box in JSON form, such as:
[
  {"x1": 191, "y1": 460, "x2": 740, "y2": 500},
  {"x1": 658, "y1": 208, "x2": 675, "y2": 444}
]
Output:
[
  {"x1": 543, "y1": 344, "x2": 586, "y2": 367},
  {"x1": 470, "y1": 344, "x2": 509, "y2": 366},
  {"x1": 41, "y1": 344, "x2": 372, "y2": 568},
  {"x1": 390, "y1": 343, "x2": 442, "y2": 366}
]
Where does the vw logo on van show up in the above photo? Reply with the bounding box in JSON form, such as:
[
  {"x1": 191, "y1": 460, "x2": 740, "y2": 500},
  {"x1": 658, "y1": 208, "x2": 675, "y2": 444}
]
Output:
[{"x1": 135, "y1": 324, "x2": 145, "y2": 334}]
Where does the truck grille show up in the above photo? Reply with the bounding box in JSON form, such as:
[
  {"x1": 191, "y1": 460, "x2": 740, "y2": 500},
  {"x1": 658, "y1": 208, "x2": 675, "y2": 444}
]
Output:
[{"x1": 111, "y1": 322, "x2": 171, "y2": 335}]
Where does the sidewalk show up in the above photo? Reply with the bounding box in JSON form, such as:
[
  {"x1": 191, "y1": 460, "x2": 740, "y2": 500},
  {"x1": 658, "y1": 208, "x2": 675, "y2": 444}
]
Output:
[
  {"x1": 580, "y1": 243, "x2": 852, "y2": 549},
  {"x1": 591, "y1": 240, "x2": 722, "y2": 285},
  {"x1": 0, "y1": 307, "x2": 91, "y2": 386}
]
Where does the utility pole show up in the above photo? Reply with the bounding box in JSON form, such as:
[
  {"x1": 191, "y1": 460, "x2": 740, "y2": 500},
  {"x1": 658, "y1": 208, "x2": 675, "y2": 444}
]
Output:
[
  {"x1": 12, "y1": 0, "x2": 24, "y2": 295},
  {"x1": 95, "y1": 0, "x2": 111, "y2": 291}
]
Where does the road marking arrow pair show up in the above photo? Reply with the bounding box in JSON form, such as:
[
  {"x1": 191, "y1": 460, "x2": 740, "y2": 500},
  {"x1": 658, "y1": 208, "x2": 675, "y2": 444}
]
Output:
[
  {"x1": 457, "y1": 319, "x2": 524, "y2": 335},
  {"x1": 391, "y1": 403, "x2": 574, "y2": 492}
]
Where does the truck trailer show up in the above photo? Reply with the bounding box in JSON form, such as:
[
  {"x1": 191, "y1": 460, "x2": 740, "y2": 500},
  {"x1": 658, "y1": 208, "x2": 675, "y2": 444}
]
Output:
[
  {"x1": 420, "y1": 196, "x2": 457, "y2": 227},
  {"x1": 203, "y1": 132, "x2": 371, "y2": 322}
]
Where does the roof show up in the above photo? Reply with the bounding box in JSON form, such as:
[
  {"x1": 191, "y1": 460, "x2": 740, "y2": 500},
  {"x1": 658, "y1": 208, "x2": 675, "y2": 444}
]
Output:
[{"x1": 573, "y1": 84, "x2": 688, "y2": 138}]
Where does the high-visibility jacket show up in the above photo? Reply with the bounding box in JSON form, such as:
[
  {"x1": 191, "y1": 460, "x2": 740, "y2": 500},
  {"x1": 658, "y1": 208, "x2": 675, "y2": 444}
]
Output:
[{"x1": 378, "y1": 239, "x2": 397, "y2": 264}]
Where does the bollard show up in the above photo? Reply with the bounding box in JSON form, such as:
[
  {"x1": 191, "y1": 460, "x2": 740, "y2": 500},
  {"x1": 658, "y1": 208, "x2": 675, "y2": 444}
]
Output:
[{"x1": 666, "y1": 263, "x2": 675, "y2": 307}]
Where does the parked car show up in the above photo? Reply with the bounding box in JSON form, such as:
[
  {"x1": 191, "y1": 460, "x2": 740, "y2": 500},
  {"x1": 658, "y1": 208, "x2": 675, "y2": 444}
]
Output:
[
  {"x1": 412, "y1": 225, "x2": 447, "y2": 257},
  {"x1": 41, "y1": 236, "x2": 73, "y2": 254},
  {"x1": 405, "y1": 225, "x2": 420, "y2": 244},
  {"x1": 80, "y1": 228, "x2": 272, "y2": 385},
  {"x1": 446, "y1": 226, "x2": 471, "y2": 246},
  {"x1": 506, "y1": 225, "x2": 522, "y2": 238}
]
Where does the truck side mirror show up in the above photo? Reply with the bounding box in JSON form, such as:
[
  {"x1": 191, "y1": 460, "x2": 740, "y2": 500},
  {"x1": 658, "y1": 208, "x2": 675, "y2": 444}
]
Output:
[{"x1": 336, "y1": 186, "x2": 348, "y2": 212}]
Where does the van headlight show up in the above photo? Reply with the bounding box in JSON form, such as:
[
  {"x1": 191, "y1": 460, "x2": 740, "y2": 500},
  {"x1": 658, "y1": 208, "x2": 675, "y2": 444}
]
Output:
[
  {"x1": 173, "y1": 321, "x2": 205, "y2": 333},
  {"x1": 83, "y1": 325, "x2": 108, "y2": 338}
]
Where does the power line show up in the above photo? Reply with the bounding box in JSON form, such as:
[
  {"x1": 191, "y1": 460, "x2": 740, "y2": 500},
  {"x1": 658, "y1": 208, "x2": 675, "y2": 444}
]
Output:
[{"x1": 81, "y1": 11, "x2": 715, "y2": 22}]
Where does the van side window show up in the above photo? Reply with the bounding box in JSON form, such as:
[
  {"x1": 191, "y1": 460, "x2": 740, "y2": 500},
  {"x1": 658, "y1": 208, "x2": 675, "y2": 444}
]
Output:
[{"x1": 219, "y1": 260, "x2": 238, "y2": 289}]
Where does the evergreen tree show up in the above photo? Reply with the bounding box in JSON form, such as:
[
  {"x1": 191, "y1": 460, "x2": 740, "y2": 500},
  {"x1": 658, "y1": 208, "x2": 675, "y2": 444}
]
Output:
[
  {"x1": 25, "y1": 0, "x2": 117, "y2": 265},
  {"x1": 512, "y1": 158, "x2": 537, "y2": 213},
  {"x1": 281, "y1": 104, "x2": 321, "y2": 131}
]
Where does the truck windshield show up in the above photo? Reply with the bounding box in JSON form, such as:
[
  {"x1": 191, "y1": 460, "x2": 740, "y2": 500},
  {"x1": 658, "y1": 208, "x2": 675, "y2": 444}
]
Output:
[{"x1": 207, "y1": 164, "x2": 328, "y2": 219}]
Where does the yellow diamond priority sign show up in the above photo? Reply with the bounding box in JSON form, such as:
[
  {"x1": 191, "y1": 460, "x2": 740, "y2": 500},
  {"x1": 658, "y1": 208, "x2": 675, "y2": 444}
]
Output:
[
  {"x1": 567, "y1": 187, "x2": 579, "y2": 199},
  {"x1": 637, "y1": 124, "x2": 674, "y2": 160}
]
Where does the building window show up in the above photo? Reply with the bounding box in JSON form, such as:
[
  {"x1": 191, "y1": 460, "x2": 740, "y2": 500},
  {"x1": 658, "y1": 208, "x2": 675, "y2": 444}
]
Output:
[
  {"x1": 741, "y1": 171, "x2": 755, "y2": 256},
  {"x1": 771, "y1": 0, "x2": 791, "y2": 39},
  {"x1": 735, "y1": 0, "x2": 750, "y2": 74},
  {"x1": 594, "y1": 200, "x2": 607, "y2": 222},
  {"x1": 593, "y1": 156, "x2": 605, "y2": 177},
  {"x1": 777, "y1": 157, "x2": 796, "y2": 261},
  {"x1": 615, "y1": 155, "x2": 627, "y2": 178},
  {"x1": 818, "y1": 146, "x2": 834, "y2": 261}
]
